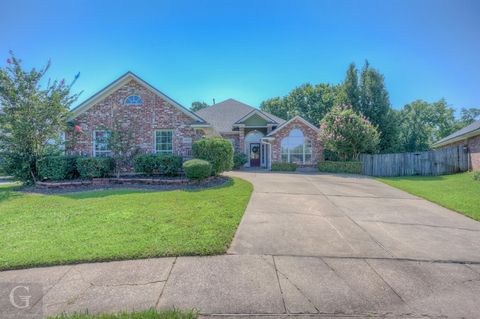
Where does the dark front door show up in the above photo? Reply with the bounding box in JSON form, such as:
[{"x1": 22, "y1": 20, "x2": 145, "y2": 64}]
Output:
[{"x1": 250, "y1": 143, "x2": 261, "y2": 167}]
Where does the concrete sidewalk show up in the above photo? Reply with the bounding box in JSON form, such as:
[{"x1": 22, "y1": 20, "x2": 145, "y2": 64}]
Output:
[
  {"x1": 1, "y1": 255, "x2": 480, "y2": 318},
  {"x1": 1, "y1": 171, "x2": 480, "y2": 318}
]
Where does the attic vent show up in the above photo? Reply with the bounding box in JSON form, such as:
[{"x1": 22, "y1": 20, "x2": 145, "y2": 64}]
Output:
[{"x1": 124, "y1": 95, "x2": 143, "y2": 106}]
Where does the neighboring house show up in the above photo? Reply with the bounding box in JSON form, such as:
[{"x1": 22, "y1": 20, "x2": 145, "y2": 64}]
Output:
[
  {"x1": 433, "y1": 120, "x2": 480, "y2": 170},
  {"x1": 67, "y1": 72, "x2": 322, "y2": 170}
]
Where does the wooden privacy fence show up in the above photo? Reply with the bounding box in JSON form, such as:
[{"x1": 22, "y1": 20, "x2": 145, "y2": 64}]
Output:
[{"x1": 360, "y1": 145, "x2": 470, "y2": 177}]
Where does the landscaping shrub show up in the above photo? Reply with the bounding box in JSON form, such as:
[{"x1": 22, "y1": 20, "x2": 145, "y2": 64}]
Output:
[
  {"x1": 317, "y1": 161, "x2": 362, "y2": 174},
  {"x1": 233, "y1": 152, "x2": 248, "y2": 169},
  {"x1": 271, "y1": 162, "x2": 298, "y2": 171},
  {"x1": 474, "y1": 171, "x2": 480, "y2": 181},
  {"x1": 76, "y1": 157, "x2": 115, "y2": 178},
  {"x1": 133, "y1": 154, "x2": 182, "y2": 176},
  {"x1": 158, "y1": 154, "x2": 183, "y2": 176},
  {"x1": 37, "y1": 156, "x2": 78, "y2": 180},
  {"x1": 183, "y1": 159, "x2": 212, "y2": 179},
  {"x1": 192, "y1": 138, "x2": 234, "y2": 175}
]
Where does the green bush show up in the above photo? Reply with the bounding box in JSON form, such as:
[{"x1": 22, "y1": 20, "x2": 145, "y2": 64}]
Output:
[
  {"x1": 37, "y1": 156, "x2": 78, "y2": 180},
  {"x1": 192, "y1": 138, "x2": 234, "y2": 175},
  {"x1": 233, "y1": 153, "x2": 248, "y2": 169},
  {"x1": 317, "y1": 161, "x2": 362, "y2": 174},
  {"x1": 76, "y1": 157, "x2": 115, "y2": 178},
  {"x1": 473, "y1": 171, "x2": 480, "y2": 181},
  {"x1": 133, "y1": 154, "x2": 182, "y2": 176},
  {"x1": 183, "y1": 159, "x2": 212, "y2": 179},
  {"x1": 271, "y1": 162, "x2": 298, "y2": 171}
]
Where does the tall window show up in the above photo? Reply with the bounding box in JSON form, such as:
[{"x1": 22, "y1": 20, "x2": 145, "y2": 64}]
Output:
[
  {"x1": 93, "y1": 130, "x2": 111, "y2": 157},
  {"x1": 124, "y1": 95, "x2": 143, "y2": 106},
  {"x1": 155, "y1": 130, "x2": 173, "y2": 154},
  {"x1": 280, "y1": 128, "x2": 312, "y2": 164}
]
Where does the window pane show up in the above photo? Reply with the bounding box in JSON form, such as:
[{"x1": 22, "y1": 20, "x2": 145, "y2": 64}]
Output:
[{"x1": 156, "y1": 130, "x2": 173, "y2": 153}]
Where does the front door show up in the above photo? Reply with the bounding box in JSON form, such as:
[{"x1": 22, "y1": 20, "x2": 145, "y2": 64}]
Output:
[{"x1": 250, "y1": 143, "x2": 261, "y2": 167}]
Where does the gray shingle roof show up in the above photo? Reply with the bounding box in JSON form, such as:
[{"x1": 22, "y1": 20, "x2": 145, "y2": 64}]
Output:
[
  {"x1": 195, "y1": 98, "x2": 285, "y2": 133},
  {"x1": 433, "y1": 120, "x2": 480, "y2": 147}
]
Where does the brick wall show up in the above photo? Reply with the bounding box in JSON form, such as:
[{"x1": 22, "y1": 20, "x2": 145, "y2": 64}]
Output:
[
  {"x1": 442, "y1": 135, "x2": 480, "y2": 170},
  {"x1": 66, "y1": 79, "x2": 202, "y2": 160},
  {"x1": 269, "y1": 118, "x2": 323, "y2": 165}
]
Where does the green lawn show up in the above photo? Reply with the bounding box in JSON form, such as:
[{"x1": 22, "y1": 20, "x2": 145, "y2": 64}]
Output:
[
  {"x1": 378, "y1": 172, "x2": 480, "y2": 221},
  {"x1": 48, "y1": 309, "x2": 197, "y2": 319},
  {"x1": 0, "y1": 177, "x2": 252, "y2": 271}
]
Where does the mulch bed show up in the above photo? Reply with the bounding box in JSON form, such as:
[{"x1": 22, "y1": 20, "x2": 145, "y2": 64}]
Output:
[{"x1": 21, "y1": 176, "x2": 229, "y2": 194}]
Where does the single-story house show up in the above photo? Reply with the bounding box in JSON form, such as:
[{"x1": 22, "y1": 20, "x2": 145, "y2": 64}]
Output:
[
  {"x1": 67, "y1": 72, "x2": 323, "y2": 169},
  {"x1": 433, "y1": 120, "x2": 480, "y2": 170}
]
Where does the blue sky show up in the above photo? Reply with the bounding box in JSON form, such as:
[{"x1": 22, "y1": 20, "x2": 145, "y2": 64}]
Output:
[{"x1": 2, "y1": 0, "x2": 479, "y2": 113}]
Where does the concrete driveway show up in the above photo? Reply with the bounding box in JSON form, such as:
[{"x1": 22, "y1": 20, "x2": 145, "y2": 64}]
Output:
[
  {"x1": 1, "y1": 171, "x2": 480, "y2": 318},
  {"x1": 228, "y1": 171, "x2": 480, "y2": 262}
]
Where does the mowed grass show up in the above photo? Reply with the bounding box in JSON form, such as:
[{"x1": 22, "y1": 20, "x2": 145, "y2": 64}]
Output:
[
  {"x1": 378, "y1": 172, "x2": 480, "y2": 221},
  {"x1": 0, "y1": 177, "x2": 252, "y2": 271},
  {"x1": 48, "y1": 309, "x2": 197, "y2": 319}
]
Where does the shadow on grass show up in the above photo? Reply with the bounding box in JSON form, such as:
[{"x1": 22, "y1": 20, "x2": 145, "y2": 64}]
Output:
[{"x1": 39, "y1": 177, "x2": 236, "y2": 200}]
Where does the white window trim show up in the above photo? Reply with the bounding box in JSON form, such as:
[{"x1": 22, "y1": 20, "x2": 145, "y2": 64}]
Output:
[
  {"x1": 93, "y1": 130, "x2": 112, "y2": 157},
  {"x1": 281, "y1": 133, "x2": 313, "y2": 164},
  {"x1": 154, "y1": 129, "x2": 174, "y2": 154}
]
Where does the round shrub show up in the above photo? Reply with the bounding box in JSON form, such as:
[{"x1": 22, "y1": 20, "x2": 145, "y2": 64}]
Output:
[
  {"x1": 183, "y1": 159, "x2": 212, "y2": 179},
  {"x1": 37, "y1": 155, "x2": 79, "y2": 180},
  {"x1": 76, "y1": 157, "x2": 115, "y2": 178},
  {"x1": 233, "y1": 152, "x2": 248, "y2": 169},
  {"x1": 192, "y1": 138, "x2": 234, "y2": 175}
]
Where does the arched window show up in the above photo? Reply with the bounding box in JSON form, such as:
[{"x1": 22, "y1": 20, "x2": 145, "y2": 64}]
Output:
[
  {"x1": 124, "y1": 95, "x2": 143, "y2": 106},
  {"x1": 281, "y1": 128, "x2": 312, "y2": 164}
]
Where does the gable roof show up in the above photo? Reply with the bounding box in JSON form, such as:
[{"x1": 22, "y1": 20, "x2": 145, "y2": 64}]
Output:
[
  {"x1": 195, "y1": 98, "x2": 285, "y2": 133},
  {"x1": 433, "y1": 120, "x2": 480, "y2": 147},
  {"x1": 266, "y1": 115, "x2": 319, "y2": 137},
  {"x1": 71, "y1": 71, "x2": 205, "y2": 123}
]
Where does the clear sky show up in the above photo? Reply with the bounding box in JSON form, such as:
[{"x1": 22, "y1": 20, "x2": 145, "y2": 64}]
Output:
[{"x1": 2, "y1": 0, "x2": 479, "y2": 112}]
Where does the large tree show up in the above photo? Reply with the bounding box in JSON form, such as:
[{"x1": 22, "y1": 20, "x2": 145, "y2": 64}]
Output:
[
  {"x1": 260, "y1": 83, "x2": 340, "y2": 125},
  {"x1": 319, "y1": 105, "x2": 380, "y2": 160},
  {"x1": 339, "y1": 63, "x2": 361, "y2": 112},
  {"x1": 398, "y1": 99, "x2": 456, "y2": 152},
  {"x1": 0, "y1": 53, "x2": 80, "y2": 182},
  {"x1": 358, "y1": 61, "x2": 398, "y2": 152}
]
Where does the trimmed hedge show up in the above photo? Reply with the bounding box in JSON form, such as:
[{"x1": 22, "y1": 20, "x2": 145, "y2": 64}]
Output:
[
  {"x1": 38, "y1": 156, "x2": 78, "y2": 180},
  {"x1": 233, "y1": 153, "x2": 248, "y2": 169},
  {"x1": 192, "y1": 138, "x2": 234, "y2": 175},
  {"x1": 317, "y1": 161, "x2": 362, "y2": 174},
  {"x1": 183, "y1": 159, "x2": 212, "y2": 179},
  {"x1": 271, "y1": 162, "x2": 298, "y2": 171},
  {"x1": 76, "y1": 157, "x2": 115, "y2": 178},
  {"x1": 133, "y1": 154, "x2": 182, "y2": 176}
]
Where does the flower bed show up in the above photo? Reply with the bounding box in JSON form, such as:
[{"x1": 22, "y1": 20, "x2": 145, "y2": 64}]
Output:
[{"x1": 35, "y1": 176, "x2": 217, "y2": 189}]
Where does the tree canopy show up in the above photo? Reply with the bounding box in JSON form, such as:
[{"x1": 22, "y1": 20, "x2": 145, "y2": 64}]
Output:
[
  {"x1": 190, "y1": 101, "x2": 210, "y2": 112},
  {"x1": 0, "y1": 53, "x2": 80, "y2": 182}
]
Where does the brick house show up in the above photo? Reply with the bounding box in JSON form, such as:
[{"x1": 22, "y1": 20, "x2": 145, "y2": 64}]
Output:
[
  {"x1": 433, "y1": 120, "x2": 480, "y2": 170},
  {"x1": 67, "y1": 72, "x2": 323, "y2": 170}
]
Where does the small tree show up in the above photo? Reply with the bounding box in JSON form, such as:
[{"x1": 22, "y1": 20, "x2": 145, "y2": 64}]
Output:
[
  {"x1": 0, "y1": 52, "x2": 80, "y2": 182},
  {"x1": 190, "y1": 101, "x2": 209, "y2": 112},
  {"x1": 108, "y1": 122, "x2": 135, "y2": 178},
  {"x1": 192, "y1": 137, "x2": 234, "y2": 175},
  {"x1": 319, "y1": 105, "x2": 380, "y2": 161}
]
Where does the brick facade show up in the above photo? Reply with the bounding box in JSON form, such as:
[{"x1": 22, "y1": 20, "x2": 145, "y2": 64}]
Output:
[
  {"x1": 67, "y1": 79, "x2": 202, "y2": 159},
  {"x1": 269, "y1": 117, "x2": 323, "y2": 165},
  {"x1": 440, "y1": 135, "x2": 480, "y2": 170}
]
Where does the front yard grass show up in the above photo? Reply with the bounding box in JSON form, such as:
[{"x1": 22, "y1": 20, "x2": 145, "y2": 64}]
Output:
[
  {"x1": 0, "y1": 177, "x2": 252, "y2": 271},
  {"x1": 378, "y1": 172, "x2": 480, "y2": 221}
]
